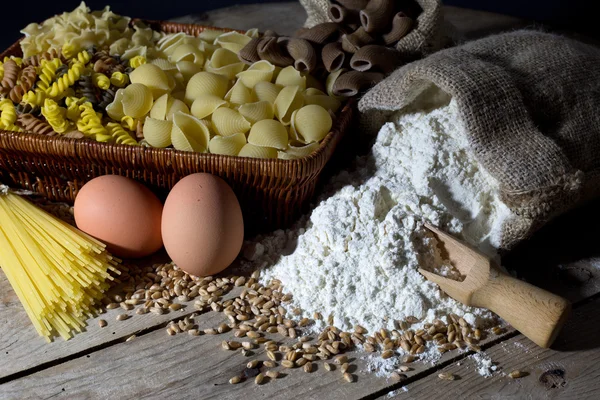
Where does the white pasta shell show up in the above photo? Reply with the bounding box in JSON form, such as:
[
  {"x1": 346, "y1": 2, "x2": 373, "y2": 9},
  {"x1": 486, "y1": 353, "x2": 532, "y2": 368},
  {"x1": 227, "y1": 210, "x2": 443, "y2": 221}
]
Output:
[
  {"x1": 208, "y1": 132, "x2": 247, "y2": 156},
  {"x1": 143, "y1": 118, "x2": 173, "y2": 148},
  {"x1": 185, "y1": 72, "x2": 230, "y2": 105},
  {"x1": 157, "y1": 32, "x2": 187, "y2": 55},
  {"x1": 211, "y1": 108, "x2": 251, "y2": 136},
  {"x1": 171, "y1": 111, "x2": 210, "y2": 152},
  {"x1": 191, "y1": 94, "x2": 228, "y2": 119},
  {"x1": 198, "y1": 29, "x2": 224, "y2": 43},
  {"x1": 205, "y1": 48, "x2": 247, "y2": 80},
  {"x1": 236, "y1": 60, "x2": 275, "y2": 89},
  {"x1": 238, "y1": 143, "x2": 278, "y2": 159},
  {"x1": 247, "y1": 119, "x2": 289, "y2": 150},
  {"x1": 238, "y1": 101, "x2": 274, "y2": 124},
  {"x1": 169, "y1": 44, "x2": 205, "y2": 66},
  {"x1": 166, "y1": 99, "x2": 190, "y2": 120},
  {"x1": 122, "y1": 83, "x2": 154, "y2": 119},
  {"x1": 150, "y1": 93, "x2": 170, "y2": 120},
  {"x1": 304, "y1": 94, "x2": 342, "y2": 113},
  {"x1": 245, "y1": 28, "x2": 260, "y2": 38},
  {"x1": 293, "y1": 104, "x2": 332, "y2": 143},
  {"x1": 274, "y1": 85, "x2": 304, "y2": 126},
  {"x1": 177, "y1": 60, "x2": 204, "y2": 82},
  {"x1": 225, "y1": 80, "x2": 255, "y2": 106},
  {"x1": 326, "y1": 68, "x2": 345, "y2": 100},
  {"x1": 253, "y1": 81, "x2": 282, "y2": 104},
  {"x1": 129, "y1": 63, "x2": 171, "y2": 100},
  {"x1": 288, "y1": 110, "x2": 303, "y2": 142},
  {"x1": 279, "y1": 141, "x2": 320, "y2": 159},
  {"x1": 106, "y1": 88, "x2": 126, "y2": 121},
  {"x1": 151, "y1": 58, "x2": 178, "y2": 72},
  {"x1": 215, "y1": 31, "x2": 252, "y2": 54},
  {"x1": 305, "y1": 88, "x2": 326, "y2": 96},
  {"x1": 275, "y1": 66, "x2": 306, "y2": 89}
]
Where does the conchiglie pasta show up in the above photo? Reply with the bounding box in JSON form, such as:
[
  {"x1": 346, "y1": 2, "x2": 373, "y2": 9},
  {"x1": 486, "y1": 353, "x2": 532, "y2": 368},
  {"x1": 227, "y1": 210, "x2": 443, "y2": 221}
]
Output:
[
  {"x1": 190, "y1": 94, "x2": 228, "y2": 119},
  {"x1": 274, "y1": 85, "x2": 304, "y2": 126},
  {"x1": 275, "y1": 65, "x2": 306, "y2": 89},
  {"x1": 211, "y1": 107, "x2": 251, "y2": 137},
  {"x1": 156, "y1": 32, "x2": 187, "y2": 56},
  {"x1": 121, "y1": 83, "x2": 154, "y2": 118},
  {"x1": 208, "y1": 132, "x2": 247, "y2": 156},
  {"x1": 205, "y1": 48, "x2": 247, "y2": 80},
  {"x1": 304, "y1": 92, "x2": 342, "y2": 113},
  {"x1": 169, "y1": 43, "x2": 205, "y2": 66},
  {"x1": 252, "y1": 81, "x2": 282, "y2": 104},
  {"x1": 214, "y1": 31, "x2": 252, "y2": 54},
  {"x1": 238, "y1": 101, "x2": 274, "y2": 124},
  {"x1": 236, "y1": 60, "x2": 275, "y2": 89},
  {"x1": 129, "y1": 63, "x2": 171, "y2": 99},
  {"x1": 198, "y1": 29, "x2": 223, "y2": 43},
  {"x1": 106, "y1": 88, "x2": 126, "y2": 121},
  {"x1": 292, "y1": 104, "x2": 332, "y2": 143},
  {"x1": 143, "y1": 117, "x2": 173, "y2": 148},
  {"x1": 247, "y1": 119, "x2": 288, "y2": 150},
  {"x1": 326, "y1": 68, "x2": 345, "y2": 100},
  {"x1": 225, "y1": 80, "x2": 254, "y2": 106},
  {"x1": 238, "y1": 143, "x2": 278, "y2": 159},
  {"x1": 171, "y1": 111, "x2": 210, "y2": 152},
  {"x1": 177, "y1": 60, "x2": 204, "y2": 81},
  {"x1": 278, "y1": 141, "x2": 320, "y2": 159},
  {"x1": 150, "y1": 93, "x2": 170, "y2": 119},
  {"x1": 185, "y1": 71, "x2": 230, "y2": 105}
]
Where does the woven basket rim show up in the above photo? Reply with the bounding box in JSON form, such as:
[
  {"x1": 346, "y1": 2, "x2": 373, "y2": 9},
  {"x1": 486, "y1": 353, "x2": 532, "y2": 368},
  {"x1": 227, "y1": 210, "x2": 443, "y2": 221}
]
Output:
[{"x1": 0, "y1": 19, "x2": 354, "y2": 170}]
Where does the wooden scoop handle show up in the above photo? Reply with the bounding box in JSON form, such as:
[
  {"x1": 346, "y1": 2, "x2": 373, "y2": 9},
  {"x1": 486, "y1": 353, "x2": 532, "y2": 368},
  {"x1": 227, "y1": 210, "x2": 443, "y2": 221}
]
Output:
[{"x1": 471, "y1": 269, "x2": 571, "y2": 348}]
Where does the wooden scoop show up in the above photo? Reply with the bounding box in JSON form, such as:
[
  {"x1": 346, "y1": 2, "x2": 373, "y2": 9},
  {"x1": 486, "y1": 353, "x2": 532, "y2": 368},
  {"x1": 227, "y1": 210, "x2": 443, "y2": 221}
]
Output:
[{"x1": 419, "y1": 223, "x2": 571, "y2": 348}]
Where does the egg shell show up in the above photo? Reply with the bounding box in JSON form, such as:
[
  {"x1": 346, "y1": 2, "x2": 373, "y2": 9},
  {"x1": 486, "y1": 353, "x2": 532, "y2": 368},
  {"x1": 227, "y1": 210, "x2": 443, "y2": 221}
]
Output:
[
  {"x1": 161, "y1": 173, "x2": 244, "y2": 277},
  {"x1": 74, "y1": 175, "x2": 164, "y2": 259}
]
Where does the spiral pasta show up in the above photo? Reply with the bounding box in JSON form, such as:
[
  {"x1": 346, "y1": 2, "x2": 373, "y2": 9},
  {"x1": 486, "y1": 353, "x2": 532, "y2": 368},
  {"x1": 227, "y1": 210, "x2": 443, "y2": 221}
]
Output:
[
  {"x1": 110, "y1": 71, "x2": 129, "y2": 87},
  {"x1": 0, "y1": 59, "x2": 20, "y2": 93},
  {"x1": 76, "y1": 102, "x2": 109, "y2": 140},
  {"x1": 103, "y1": 122, "x2": 138, "y2": 145},
  {"x1": 16, "y1": 113, "x2": 56, "y2": 136},
  {"x1": 65, "y1": 96, "x2": 85, "y2": 122},
  {"x1": 9, "y1": 66, "x2": 37, "y2": 103},
  {"x1": 92, "y1": 73, "x2": 110, "y2": 90},
  {"x1": 0, "y1": 99, "x2": 19, "y2": 130},
  {"x1": 41, "y1": 98, "x2": 70, "y2": 133},
  {"x1": 69, "y1": 49, "x2": 92, "y2": 65},
  {"x1": 22, "y1": 48, "x2": 63, "y2": 67},
  {"x1": 22, "y1": 88, "x2": 47, "y2": 107},
  {"x1": 36, "y1": 58, "x2": 63, "y2": 91},
  {"x1": 0, "y1": 60, "x2": 5, "y2": 82},
  {"x1": 46, "y1": 61, "x2": 86, "y2": 99},
  {"x1": 129, "y1": 55, "x2": 146, "y2": 69}
]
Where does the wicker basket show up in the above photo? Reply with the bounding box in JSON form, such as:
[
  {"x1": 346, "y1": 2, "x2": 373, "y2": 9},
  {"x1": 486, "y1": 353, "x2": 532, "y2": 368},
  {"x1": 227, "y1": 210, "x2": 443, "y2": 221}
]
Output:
[{"x1": 0, "y1": 20, "x2": 355, "y2": 235}]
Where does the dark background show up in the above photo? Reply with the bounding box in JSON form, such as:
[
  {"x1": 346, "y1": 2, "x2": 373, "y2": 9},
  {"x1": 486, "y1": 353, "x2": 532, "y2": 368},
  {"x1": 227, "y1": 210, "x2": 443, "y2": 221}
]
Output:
[{"x1": 0, "y1": 0, "x2": 598, "y2": 52}]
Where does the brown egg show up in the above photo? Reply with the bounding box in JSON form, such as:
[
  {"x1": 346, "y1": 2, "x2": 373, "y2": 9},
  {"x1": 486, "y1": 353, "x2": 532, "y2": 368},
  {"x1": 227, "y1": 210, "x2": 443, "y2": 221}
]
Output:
[
  {"x1": 74, "y1": 175, "x2": 164, "y2": 259},
  {"x1": 161, "y1": 173, "x2": 244, "y2": 277}
]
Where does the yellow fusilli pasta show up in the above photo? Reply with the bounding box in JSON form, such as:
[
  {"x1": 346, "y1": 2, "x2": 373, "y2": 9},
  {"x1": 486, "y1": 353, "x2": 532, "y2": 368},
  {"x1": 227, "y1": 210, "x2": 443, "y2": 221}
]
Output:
[
  {"x1": 22, "y1": 88, "x2": 47, "y2": 107},
  {"x1": 45, "y1": 62, "x2": 86, "y2": 99},
  {"x1": 0, "y1": 99, "x2": 19, "y2": 130},
  {"x1": 110, "y1": 71, "x2": 129, "y2": 87},
  {"x1": 36, "y1": 58, "x2": 63, "y2": 91},
  {"x1": 41, "y1": 98, "x2": 70, "y2": 133},
  {"x1": 76, "y1": 102, "x2": 110, "y2": 140},
  {"x1": 92, "y1": 72, "x2": 110, "y2": 90},
  {"x1": 104, "y1": 122, "x2": 138, "y2": 145},
  {"x1": 129, "y1": 55, "x2": 146, "y2": 69}
]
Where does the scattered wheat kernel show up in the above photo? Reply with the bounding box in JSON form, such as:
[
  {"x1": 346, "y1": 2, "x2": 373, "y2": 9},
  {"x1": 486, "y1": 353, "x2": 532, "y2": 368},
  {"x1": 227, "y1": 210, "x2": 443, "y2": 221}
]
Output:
[
  {"x1": 204, "y1": 328, "x2": 217, "y2": 335},
  {"x1": 267, "y1": 350, "x2": 277, "y2": 361},
  {"x1": 98, "y1": 319, "x2": 107, "y2": 328},
  {"x1": 116, "y1": 314, "x2": 129, "y2": 321},
  {"x1": 381, "y1": 350, "x2": 394, "y2": 359},
  {"x1": 304, "y1": 362, "x2": 313, "y2": 373},
  {"x1": 398, "y1": 366, "x2": 411, "y2": 372},
  {"x1": 341, "y1": 363, "x2": 349, "y2": 374},
  {"x1": 266, "y1": 370, "x2": 279, "y2": 379},
  {"x1": 324, "y1": 363, "x2": 333, "y2": 371},
  {"x1": 343, "y1": 373, "x2": 355, "y2": 383},
  {"x1": 126, "y1": 335, "x2": 136, "y2": 342},
  {"x1": 391, "y1": 372, "x2": 407, "y2": 382},
  {"x1": 229, "y1": 376, "x2": 241, "y2": 384},
  {"x1": 282, "y1": 360, "x2": 295, "y2": 368},
  {"x1": 438, "y1": 373, "x2": 456, "y2": 381},
  {"x1": 509, "y1": 370, "x2": 527, "y2": 379},
  {"x1": 167, "y1": 328, "x2": 176, "y2": 336},
  {"x1": 106, "y1": 303, "x2": 119, "y2": 310},
  {"x1": 222, "y1": 341, "x2": 231, "y2": 350},
  {"x1": 247, "y1": 360, "x2": 260, "y2": 369},
  {"x1": 188, "y1": 329, "x2": 200, "y2": 336},
  {"x1": 334, "y1": 355, "x2": 348, "y2": 365},
  {"x1": 264, "y1": 361, "x2": 277, "y2": 368}
]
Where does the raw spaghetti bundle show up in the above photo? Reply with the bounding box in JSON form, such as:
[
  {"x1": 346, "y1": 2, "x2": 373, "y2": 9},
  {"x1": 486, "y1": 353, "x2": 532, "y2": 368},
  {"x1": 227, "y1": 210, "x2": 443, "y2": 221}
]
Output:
[{"x1": 0, "y1": 184, "x2": 120, "y2": 341}]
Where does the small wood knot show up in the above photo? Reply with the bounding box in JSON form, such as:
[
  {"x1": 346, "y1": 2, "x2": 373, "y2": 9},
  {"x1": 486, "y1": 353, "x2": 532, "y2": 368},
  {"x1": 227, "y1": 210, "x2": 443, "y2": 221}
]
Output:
[{"x1": 539, "y1": 368, "x2": 566, "y2": 389}]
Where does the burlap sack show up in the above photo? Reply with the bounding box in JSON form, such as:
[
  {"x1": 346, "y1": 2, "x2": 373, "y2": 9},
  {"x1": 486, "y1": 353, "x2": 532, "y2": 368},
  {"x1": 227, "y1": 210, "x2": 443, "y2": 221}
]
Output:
[
  {"x1": 359, "y1": 30, "x2": 600, "y2": 250},
  {"x1": 299, "y1": 0, "x2": 446, "y2": 57}
]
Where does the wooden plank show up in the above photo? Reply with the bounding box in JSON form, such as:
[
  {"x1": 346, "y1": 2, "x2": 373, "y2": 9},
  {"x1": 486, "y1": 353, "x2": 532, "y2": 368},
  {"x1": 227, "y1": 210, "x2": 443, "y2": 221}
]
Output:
[
  {"x1": 0, "y1": 254, "x2": 243, "y2": 381},
  {"x1": 386, "y1": 296, "x2": 600, "y2": 399}
]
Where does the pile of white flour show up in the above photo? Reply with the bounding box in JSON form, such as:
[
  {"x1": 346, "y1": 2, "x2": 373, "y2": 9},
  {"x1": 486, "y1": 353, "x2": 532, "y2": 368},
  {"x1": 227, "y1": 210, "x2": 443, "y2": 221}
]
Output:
[{"x1": 242, "y1": 90, "x2": 513, "y2": 334}]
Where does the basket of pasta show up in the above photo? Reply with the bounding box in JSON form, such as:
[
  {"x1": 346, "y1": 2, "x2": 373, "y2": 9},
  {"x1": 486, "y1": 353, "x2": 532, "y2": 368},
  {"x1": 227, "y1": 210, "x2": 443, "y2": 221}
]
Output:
[{"x1": 0, "y1": 2, "x2": 356, "y2": 233}]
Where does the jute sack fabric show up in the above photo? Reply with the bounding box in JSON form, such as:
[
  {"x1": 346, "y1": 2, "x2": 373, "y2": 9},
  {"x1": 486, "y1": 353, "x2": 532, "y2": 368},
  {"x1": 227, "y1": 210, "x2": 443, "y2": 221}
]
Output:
[
  {"x1": 359, "y1": 30, "x2": 600, "y2": 250},
  {"x1": 299, "y1": 0, "x2": 446, "y2": 57}
]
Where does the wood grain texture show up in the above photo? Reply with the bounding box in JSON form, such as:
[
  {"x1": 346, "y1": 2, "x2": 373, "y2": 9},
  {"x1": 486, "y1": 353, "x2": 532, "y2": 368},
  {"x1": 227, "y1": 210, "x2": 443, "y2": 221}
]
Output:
[{"x1": 388, "y1": 297, "x2": 600, "y2": 399}]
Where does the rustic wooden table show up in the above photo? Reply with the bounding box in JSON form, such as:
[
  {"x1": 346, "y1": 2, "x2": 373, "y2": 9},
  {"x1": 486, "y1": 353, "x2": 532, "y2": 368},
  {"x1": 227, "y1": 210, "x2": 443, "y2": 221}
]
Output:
[{"x1": 2, "y1": 2, "x2": 600, "y2": 399}]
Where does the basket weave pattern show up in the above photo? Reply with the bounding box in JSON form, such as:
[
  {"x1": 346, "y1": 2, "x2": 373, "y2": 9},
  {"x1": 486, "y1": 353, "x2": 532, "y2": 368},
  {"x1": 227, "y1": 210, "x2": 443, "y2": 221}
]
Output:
[{"x1": 0, "y1": 21, "x2": 355, "y2": 233}]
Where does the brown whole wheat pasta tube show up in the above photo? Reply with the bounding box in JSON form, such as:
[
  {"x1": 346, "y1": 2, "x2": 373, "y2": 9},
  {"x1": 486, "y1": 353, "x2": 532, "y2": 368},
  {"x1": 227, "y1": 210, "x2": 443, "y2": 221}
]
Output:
[
  {"x1": 278, "y1": 37, "x2": 318, "y2": 72},
  {"x1": 16, "y1": 113, "x2": 57, "y2": 136},
  {"x1": 257, "y1": 36, "x2": 295, "y2": 67},
  {"x1": 360, "y1": 0, "x2": 395, "y2": 33},
  {"x1": 382, "y1": 12, "x2": 414, "y2": 45},
  {"x1": 322, "y1": 42, "x2": 346, "y2": 72},
  {"x1": 341, "y1": 26, "x2": 375, "y2": 53},
  {"x1": 9, "y1": 66, "x2": 37, "y2": 103},
  {"x1": 332, "y1": 70, "x2": 384, "y2": 97},
  {"x1": 0, "y1": 60, "x2": 20, "y2": 93},
  {"x1": 350, "y1": 45, "x2": 403, "y2": 73},
  {"x1": 298, "y1": 22, "x2": 342, "y2": 44},
  {"x1": 263, "y1": 30, "x2": 279, "y2": 37},
  {"x1": 336, "y1": 0, "x2": 369, "y2": 10},
  {"x1": 63, "y1": 130, "x2": 86, "y2": 139},
  {"x1": 22, "y1": 49, "x2": 63, "y2": 67},
  {"x1": 238, "y1": 37, "x2": 262, "y2": 64},
  {"x1": 328, "y1": 4, "x2": 360, "y2": 25}
]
